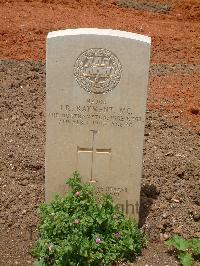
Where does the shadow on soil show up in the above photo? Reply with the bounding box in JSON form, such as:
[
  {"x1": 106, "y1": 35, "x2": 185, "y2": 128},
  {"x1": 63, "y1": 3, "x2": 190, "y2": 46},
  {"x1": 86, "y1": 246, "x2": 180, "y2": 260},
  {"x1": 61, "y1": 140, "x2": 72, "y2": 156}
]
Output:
[{"x1": 139, "y1": 184, "x2": 160, "y2": 227}]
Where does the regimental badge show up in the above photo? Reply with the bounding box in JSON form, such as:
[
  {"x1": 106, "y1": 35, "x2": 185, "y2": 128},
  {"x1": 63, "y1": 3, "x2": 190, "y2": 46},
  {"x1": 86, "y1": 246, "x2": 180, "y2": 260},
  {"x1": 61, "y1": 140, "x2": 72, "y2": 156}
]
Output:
[{"x1": 74, "y1": 48, "x2": 122, "y2": 94}]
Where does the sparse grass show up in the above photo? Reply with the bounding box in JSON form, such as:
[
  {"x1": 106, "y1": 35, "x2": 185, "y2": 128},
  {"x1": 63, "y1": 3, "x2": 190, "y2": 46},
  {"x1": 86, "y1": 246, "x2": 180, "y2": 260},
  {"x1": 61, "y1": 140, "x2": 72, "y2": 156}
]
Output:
[
  {"x1": 165, "y1": 235, "x2": 200, "y2": 266},
  {"x1": 115, "y1": 0, "x2": 171, "y2": 13}
]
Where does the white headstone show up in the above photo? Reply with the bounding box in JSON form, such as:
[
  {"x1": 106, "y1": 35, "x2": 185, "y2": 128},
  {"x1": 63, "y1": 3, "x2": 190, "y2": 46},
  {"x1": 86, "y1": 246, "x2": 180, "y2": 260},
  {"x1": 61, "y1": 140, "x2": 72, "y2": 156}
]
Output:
[{"x1": 46, "y1": 28, "x2": 151, "y2": 221}]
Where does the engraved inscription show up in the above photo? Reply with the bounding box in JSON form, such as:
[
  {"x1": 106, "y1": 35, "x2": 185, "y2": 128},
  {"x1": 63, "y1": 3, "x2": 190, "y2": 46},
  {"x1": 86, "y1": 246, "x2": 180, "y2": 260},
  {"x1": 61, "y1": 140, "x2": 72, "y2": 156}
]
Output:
[
  {"x1": 95, "y1": 185, "x2": 139, "y2": 214},
  {"x1": 49, "y1": 102, "x2": 143, "y2": 128},
  {"x1": 96, "y1": 186, "x2": 128, "y2": 196},
  {"x1": 74, "y1": 48, "x2": 122, "y2": 94},
  {"x1": 117, "y1": 200, "x2": 140, "y2": 215},
  {"x1": 49, "y1": 97, "x2": 144, "y2": 128}
]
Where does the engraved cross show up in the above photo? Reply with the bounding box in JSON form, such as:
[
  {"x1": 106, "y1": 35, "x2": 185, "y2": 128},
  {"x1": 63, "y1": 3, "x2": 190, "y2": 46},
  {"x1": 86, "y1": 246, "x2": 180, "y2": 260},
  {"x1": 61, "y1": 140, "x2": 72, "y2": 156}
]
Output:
[{"x1": 77, "y1": 130, "x2": 111, "y2": 183}]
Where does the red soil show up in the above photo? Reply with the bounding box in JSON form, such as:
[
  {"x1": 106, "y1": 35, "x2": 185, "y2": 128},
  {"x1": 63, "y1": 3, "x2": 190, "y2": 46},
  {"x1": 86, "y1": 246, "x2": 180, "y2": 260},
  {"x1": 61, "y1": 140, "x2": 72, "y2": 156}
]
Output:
[
  {"x1": 0, "y1": 0, "x2": 199, "y2": 127},
  {"x1": 0, "y1": 2, "x2": 200, "y2": 265}
]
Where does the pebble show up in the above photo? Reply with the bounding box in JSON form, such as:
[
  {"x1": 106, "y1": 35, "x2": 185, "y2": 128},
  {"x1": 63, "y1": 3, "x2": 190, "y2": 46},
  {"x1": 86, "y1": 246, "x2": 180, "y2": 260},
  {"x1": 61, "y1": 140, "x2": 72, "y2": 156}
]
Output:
[
  {"x1": 162, "y1": 213, "x2": 168, "y2": 218},
  {"x1": 165, "y1": 194, "x2": 172, "y2": 200},
  {"x1": 171, "y1": 198, "x2": 180, "y2": 203},
  {"x1": 19, "y1": 180, "x2": 28, "y2": 186},
  {"x1": 163, "y1": 233, "x2": 170, "y2": 240},
  {"x1": 165, "y1": 151, "x2": 174, "y2": 156},
  {"x1": 177, "y1": 171, "x2": 184, "y2": 178},
  {"x1": 193, "y1": 213, "x2": 200, "y2": 222},
  {"x1": 160, "y1": 232, "x2": 170, "y2": 241},
  {"x1": 175, "y1": 153, "x2": 185, "y2": 158},
  {"x1": 21, "y1": 209, "x2": 27, "y2": 215},
  {"x1": 195, "y1": 232, "x2": 200, "y2": 238},
  {"x1": 151, "y1": 205, "x2": 159, "y2": 210},
  {"x1": 20, "y1": 120, "x2": 26, "y2": 126}
]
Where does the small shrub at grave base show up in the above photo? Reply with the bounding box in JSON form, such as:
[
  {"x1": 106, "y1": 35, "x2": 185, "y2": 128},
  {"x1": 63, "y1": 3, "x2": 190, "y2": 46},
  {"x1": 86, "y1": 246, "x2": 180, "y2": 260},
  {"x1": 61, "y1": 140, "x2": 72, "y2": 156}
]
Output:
[{"x1": 31, "y1": 172, "x2": 147, "y2": 266}]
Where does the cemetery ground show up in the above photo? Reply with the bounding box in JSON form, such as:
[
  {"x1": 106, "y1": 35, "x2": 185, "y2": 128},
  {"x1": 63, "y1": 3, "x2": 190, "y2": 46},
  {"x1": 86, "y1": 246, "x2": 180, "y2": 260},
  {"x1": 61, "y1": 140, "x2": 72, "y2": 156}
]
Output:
[{"x1": 0, "y1": 0, "x2": 199, "y2": 265}]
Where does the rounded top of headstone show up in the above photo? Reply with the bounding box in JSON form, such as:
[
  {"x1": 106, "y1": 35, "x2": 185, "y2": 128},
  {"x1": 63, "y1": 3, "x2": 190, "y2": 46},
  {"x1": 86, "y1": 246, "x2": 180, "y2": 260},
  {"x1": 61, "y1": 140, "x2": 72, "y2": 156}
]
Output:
[{"x1": 47, "y1": 28, "x2": 151, "y2": 44}]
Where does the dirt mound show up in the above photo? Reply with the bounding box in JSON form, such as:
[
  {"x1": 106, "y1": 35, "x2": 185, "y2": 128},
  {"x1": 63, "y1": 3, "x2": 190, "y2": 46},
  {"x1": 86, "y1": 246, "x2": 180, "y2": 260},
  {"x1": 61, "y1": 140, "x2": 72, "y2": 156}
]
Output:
[{"x1": 1, "y1": 60, "x2": 199, "y2": 265}]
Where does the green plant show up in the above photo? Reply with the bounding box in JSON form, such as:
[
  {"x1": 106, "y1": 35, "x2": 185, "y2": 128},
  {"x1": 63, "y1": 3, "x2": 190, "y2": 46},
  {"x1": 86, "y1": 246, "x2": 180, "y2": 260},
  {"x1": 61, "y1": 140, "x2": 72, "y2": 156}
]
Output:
[
  {"x1": 165, "y1": 235, "x2": 200, "y2": 266},
  {"x1": 31, "y1": 172, "x2": 146, "y2": 266}
]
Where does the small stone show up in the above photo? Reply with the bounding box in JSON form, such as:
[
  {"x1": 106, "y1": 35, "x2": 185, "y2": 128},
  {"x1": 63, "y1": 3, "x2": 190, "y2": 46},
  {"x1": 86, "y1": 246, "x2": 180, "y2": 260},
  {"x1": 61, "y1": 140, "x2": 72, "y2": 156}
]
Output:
[
  {"x1": 163, "y1": 233, "x2": 170, "y2": 240},
  {"x1": 151, "y1": 205, "x2": 159, "y2": 211},
  {"x1": 22, "y1": 209, "x2": 27, "y2": 215},
  {"x1": 19, "y1": 180, "x2": 28, "y2": 186},
  {"x1": 162, "y1": 213, "x2": 168, "y2": 218},
  {"x1": 160, "y1": 232, "x2": 170, "y2": 241},
  {"x1": 193, "y1": 213, "x2": 200, "y2": 222},
  {"x1": 160, "y1": 233, "x2": 164, "y2": 241},
  {"x1": 165, "y1": 194, "x2": 172, "y2": 200},
  {"x1": 165, "y1": 151, "x2": 174, "y2": 156},
  {"x1": 171, "y1": 198, "x2": 180, "y2": 203},
  {"x1": 194, "y1": 232, "x2": 200, "y2": 238},
  {"x1": 177, "y1": 171, "x2": 184, "y2": 178},
  {"x1": 20, "y1": 120, "x2": 26, "y2": 126},
  {"x1": 175, "y1": 153, "x2": 185, "y2": 158},
  {"x1": 30, "y1": 88, "x2": 35, "y2": 93},
  {"x1": 190, "y1": 107, "x2": 199, "y2": 115},
  {"x1": 12, "y1": 115, "x2": 17, "y2": 121}
]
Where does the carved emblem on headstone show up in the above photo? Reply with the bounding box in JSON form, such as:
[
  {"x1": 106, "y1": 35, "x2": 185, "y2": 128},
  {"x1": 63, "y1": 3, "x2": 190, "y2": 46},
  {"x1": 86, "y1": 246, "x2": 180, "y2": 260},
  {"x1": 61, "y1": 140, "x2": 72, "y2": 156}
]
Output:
[{"x1": 74, "y1": 48, "x2": 122, "y2": 94}]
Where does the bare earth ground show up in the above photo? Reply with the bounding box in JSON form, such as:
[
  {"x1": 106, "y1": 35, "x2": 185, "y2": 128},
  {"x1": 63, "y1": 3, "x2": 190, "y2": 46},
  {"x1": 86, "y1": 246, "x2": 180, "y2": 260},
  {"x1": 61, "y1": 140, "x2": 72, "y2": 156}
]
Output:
[{"x1": 0, "y1": 0, "x2": 200, "y2": 265}]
